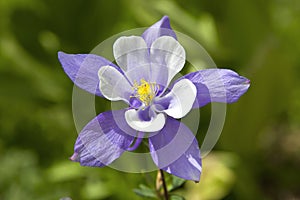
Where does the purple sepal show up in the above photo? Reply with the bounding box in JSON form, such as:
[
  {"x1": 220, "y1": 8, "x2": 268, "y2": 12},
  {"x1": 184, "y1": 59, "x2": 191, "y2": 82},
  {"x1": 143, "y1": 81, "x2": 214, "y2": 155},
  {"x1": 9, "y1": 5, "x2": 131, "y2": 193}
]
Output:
[
  {"x1": 181, "y1": 69, "x2": 250, "y2": 108},
  {"x1": 72, "y1": 109, "x2": 136, "y2": 167},
  {"x1": 58, "y1": 51, "x2": 120, "y2": 97},
  {"x1": 69, "y1": 152, "x2": 79, "y2": 162},
  {"x1": 149, "y1": 117, "x2": 201, "y2": 181},
  {"x1": 142, "y1": 16, "x2": 177, "y2": 48}
]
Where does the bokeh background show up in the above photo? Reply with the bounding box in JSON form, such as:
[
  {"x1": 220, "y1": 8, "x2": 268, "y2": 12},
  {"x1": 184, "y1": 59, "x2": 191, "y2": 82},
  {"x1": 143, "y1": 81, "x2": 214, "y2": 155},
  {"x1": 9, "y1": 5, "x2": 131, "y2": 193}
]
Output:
[{"x1": 1, "y1": 0, "x2": 300, "y2": 199}]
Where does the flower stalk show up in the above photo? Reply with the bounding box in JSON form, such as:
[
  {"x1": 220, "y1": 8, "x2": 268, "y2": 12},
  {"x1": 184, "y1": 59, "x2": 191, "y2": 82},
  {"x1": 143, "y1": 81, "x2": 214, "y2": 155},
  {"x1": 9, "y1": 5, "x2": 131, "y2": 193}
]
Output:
[{"x1": 156, "y1": 169, "x2": 169, "y2": 200}]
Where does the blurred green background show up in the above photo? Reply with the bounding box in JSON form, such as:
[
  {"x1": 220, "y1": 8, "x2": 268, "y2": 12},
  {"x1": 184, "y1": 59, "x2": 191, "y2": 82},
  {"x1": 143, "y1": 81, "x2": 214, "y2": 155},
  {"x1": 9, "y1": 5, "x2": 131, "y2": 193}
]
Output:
[{"x1": 1, "y1": 0, "x2": 300, "y2": 199}]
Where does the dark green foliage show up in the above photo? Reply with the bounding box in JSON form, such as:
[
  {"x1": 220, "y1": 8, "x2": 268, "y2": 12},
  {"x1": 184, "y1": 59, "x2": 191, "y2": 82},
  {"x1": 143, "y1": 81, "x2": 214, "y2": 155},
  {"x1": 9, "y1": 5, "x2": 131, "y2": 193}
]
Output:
[{"x1": 134, "y1": 184, "x2": 157, "y2": 199}]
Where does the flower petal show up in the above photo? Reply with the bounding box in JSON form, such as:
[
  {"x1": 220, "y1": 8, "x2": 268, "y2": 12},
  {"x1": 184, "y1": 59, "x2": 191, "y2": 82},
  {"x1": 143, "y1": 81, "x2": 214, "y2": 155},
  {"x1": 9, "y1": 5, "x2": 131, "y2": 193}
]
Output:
[
  {"x1": 181, "y1": 69, "x2": 250, "y2": 108},
  {"x1": 125, "y1": 109, "x2": 166, "y2": 132},
  {"x1": 150, "y1": 36, "x2": 186, "y2": 88},
  {"x1": 156, "y1": 79, "x2": 196, "y2": 119},
  {"x1": 137, "y1": 106, "x2": 155, "y2": 121},
  {"x1": 98, "y1": 65, "x2": 132, "y2": 102},
  {"x1": 113, "y1": 36, "x2": 150, "y2": 82},
  {"x1": 149, "y1": 117, "x2": 201, "y2": 181},
  {"x1": 142, "y1": 15, "x2": 177, "y2": 48},
  {"x1": 58, "y1": 51, "x2": 119, "y2": 97},
  {"x1": 70, "y1": 110, "x2": 136, "y2": 167}
]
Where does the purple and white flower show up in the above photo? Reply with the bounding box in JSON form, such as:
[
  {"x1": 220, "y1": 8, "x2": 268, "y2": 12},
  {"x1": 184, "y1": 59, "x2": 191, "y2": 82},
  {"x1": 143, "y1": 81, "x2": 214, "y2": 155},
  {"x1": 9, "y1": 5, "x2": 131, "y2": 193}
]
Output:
[{"x1": 58, "y1": 16, "x2": 250, "y2": 182}]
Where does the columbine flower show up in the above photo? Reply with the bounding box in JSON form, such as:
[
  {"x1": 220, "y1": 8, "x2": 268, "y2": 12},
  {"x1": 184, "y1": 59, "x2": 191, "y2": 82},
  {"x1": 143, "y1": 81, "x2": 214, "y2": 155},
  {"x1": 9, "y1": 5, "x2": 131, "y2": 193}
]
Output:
[{"x1": 58, "y1": 16, "x2": 250, "y2": 182}]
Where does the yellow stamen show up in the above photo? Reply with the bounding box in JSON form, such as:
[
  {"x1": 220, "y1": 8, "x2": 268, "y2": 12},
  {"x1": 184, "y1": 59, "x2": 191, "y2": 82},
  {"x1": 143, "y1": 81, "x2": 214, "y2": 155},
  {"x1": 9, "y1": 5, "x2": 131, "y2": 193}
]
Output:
[{"x1": 132, "y1": 79, "x2": 158, "y2": 106}]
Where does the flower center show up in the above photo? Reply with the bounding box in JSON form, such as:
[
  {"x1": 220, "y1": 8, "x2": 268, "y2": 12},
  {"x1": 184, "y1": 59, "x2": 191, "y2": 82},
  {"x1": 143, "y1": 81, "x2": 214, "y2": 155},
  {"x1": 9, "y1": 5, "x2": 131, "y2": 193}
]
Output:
[{"x1": 132, "y1": 79, "x2": 158, "y2": 106}]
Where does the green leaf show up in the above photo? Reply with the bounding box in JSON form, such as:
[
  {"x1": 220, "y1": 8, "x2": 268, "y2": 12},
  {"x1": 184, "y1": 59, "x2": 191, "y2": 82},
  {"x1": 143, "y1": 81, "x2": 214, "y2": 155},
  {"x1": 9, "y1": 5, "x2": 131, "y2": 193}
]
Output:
[
  {"x1": 133, "y1": 184, "x2": 157, "y2": 199},
  {"x1": 169, "y1": 176, "x2": 186, "y2": 191}
]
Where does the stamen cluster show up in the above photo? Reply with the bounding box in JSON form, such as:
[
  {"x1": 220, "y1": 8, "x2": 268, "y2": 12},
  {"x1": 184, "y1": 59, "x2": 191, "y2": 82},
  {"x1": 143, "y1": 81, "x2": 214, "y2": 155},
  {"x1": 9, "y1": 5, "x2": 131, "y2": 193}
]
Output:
[{"x1": 132, "y1": 79, "x2": 158, "y2": 106}]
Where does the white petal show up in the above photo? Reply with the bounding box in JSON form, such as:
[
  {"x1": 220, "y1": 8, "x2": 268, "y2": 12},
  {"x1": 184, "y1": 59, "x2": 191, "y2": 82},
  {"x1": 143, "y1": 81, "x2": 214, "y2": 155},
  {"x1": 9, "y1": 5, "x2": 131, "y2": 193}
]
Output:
[
  {"x1": 113, "y1": 36, "x2": 150, "y2": 82},
  {"x1": 162, "y1": 79, "x2": 196, "y2": 118},
  {"x1": 150, "y1": 36, "x2": 186, "y2": 87},
  {"x1": 98, "y1": 66, "x2": 132, "y2": 102},
  {"x1": 125, "y1": 109, "x2": 166, "y2": 132}
]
